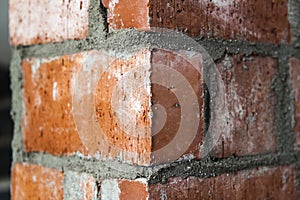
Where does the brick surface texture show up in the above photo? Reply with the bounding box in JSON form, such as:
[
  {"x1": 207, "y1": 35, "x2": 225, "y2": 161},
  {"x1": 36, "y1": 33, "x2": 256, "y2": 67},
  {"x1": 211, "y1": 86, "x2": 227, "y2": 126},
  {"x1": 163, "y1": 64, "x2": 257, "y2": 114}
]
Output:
[
  {"x1": 21, "y1": 48, "x2": 205, "y2": 165},
  {"x1": 11, "y1": 163, "x2": 64, "y2": 200},
  {"x1": 11, "y1": 164, "x2": 298, "y2": 199},
  {"x1": 104, "y1": 0, "x2": 291, "y2": 43},
  {"x1": 22, "y1": 54, "x2": 87, "y2": 155},
  {"x1": 10, "y1": 0, "x2": 300, "y2": 199},
  {"x1": 9, "y1": 0, "x2": 90, "y2": 45},
  {"x1": 212, "y1": 55, "x2": 277, "y2": 157},
  {"x1": 149, "y1": 165, "x2": 297, "y2": 199}
]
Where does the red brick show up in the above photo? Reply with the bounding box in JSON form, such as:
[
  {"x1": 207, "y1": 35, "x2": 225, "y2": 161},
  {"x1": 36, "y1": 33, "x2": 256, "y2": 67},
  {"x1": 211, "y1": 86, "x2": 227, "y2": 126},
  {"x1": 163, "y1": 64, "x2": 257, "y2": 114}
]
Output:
[
  {"x1": 22, "y1": 48, "x2": 205, "y2": 165},
  {"x1": 22, "y1": 50, "x2": 152, "y2": 164},
  {"x1": 118, "y1": 179, "x2": 149, "y2": 200},
  {"x1": 212, "y1": 55, "x2": 277, "y2": 157},
  {"x1": 150, "y1": 49, "x2": 204, "y2": 164},
  {"x1": 11, "y1": 163, "x2": 63, "y2": 200},
  {"x1": 101, "y1": 179, "x2": 148, "y2": 200},
  {"x1": 64, "y1": 171, "x2": 98, "y2": 200},
  {"x1": 104, "y1": 0, "x2": 291, "y2": 44},
  {"x1": 103, "y1": 0, "x2": 150, "y2": 30},
  {"x1": 9, "y1": 0, "x2": 90, "y2": 46},
  {"x1": 148, "y1": 165, "x2": 297, "y2": 199},
  {"x1": 289, "y1": 57, "x2": 300, "y2": 150},
  {"x1": 22, "y1": 54, "x2": 87, "y2": 156},
  {"x1": 93, "y1": 49, "x2": 152, "y2": 164}
]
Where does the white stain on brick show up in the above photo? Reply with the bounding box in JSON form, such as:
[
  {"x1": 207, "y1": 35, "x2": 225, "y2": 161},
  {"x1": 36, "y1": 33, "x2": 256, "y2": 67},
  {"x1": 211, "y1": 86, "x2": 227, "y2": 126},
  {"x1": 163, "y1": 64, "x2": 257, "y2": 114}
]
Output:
[
  {"x1": 32, "y1": 175, "x2": 36, "y2": 183},
  {"x1": 111, "y1": 51, "x2": 151, "y2": 138},
  {"x1": 9, "y1": 0, "x2": 90, "y2": 45},
  {"x1": 101, "y1": 179, "x2": 120, "y2": 200},
  {"x1": 53, "y1": 82, "x2": 58, "y2": 101},
  {"x1": 210, "y1": 0, "x2": 233, "y2": 7},
  {"x1": 31, "y1": 59, "x2": 41, "y2": 76},
  {"x1": 107, "y1": 0, "x2": 120, "y2": 29}
]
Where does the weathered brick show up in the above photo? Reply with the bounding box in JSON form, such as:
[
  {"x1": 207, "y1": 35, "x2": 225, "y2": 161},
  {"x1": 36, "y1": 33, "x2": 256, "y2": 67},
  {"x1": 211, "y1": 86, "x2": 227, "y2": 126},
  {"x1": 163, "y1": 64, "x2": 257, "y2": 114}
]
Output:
[
  {"x1": 22, "y1": 54, "x2": 87, "y2": 156},
  {"x1": 118, "y1": 179, "x2": 149, "y2": 200},
  {"x1": 289, "y1": 57, "x2": 300, "y2": 150},
  {"x1": 150, "y1": 49, "x2": 204, "y2": 163},
  {"x1": 212, "y1": 55, "x2": 277, "y2": 157},
  {"x1": 11, "y1": 163, "x2": 63, "y2": 200},
  {"x1": 22, "y1": 48, "x2": 205, "y2": 165},
  {"x1": 9, "y1": 0, "x2": 90, "y2": 46},
  {"x1": 102, "y1": 0, "x2": 150, "y2": 30},
  {"x1": 101, "y1": 178, "x2": 148, "y2": 200},
  {"x1": 22, "y1": 50, "x2": 152, "y2": 164},
  {"x1": 64, "y1": 171, "x2": 98, "y2": 200},
  {"x1": 148, "y1": 165, "x2": 297, "y2": 199},
  {"x1": 104, "y1": 0, "x2": 291, "y2": 43}
]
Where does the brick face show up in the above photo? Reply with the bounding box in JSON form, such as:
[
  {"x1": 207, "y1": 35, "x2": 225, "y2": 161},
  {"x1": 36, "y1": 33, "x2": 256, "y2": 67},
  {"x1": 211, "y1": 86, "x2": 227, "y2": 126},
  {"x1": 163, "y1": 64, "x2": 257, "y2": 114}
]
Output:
[
  {"x1": 150, "y1": 49, "x2": 204, "y2": 163},
  {"x1": 103, "y1": 0, "x2": 150, "y2": 30},
  {"x1": 9, "y1": 0, "x2": 90, "y2": 46},
  {"x1": 289, "y1": 57, "x2": 300, "y2": 150},
  {"x1": 22, "y1": 50, "x2": 152, "y2": 164},
  {"x1": 100, "y1": 179, "x2": 148, "y2": 200},
  {"x1": 11, "y1": 163, "x2": 64, "y2": 200},
  {"x1": 22, "y1": 49, "x2": 205, "y2": 165},
  {"x1": 118, "y1": 179, "x2": 149, "y2": 200},
  {"x1": 104, "y1": 0, "x2": 291, "y2": 43},
  {"x1": 148, "y1": 165, "x2": 298, "y2": 199},
  {"x1": 93, "y1": 49, "x2": 152, "y2": 164},
  {"x1": 212, "y1": 55, "x2": 277, "y2": 157},
  {"x1": 22, "y1": 54, "x2": 87, "y2": 156}
]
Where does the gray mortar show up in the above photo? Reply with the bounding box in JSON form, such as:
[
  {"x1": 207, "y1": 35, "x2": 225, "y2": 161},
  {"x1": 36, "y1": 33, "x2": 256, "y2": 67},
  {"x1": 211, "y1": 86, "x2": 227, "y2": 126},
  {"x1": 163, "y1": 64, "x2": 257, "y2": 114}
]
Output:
[
  {"x1": 289, "y1": 0, "x2": 300, "y2": 39},
  {"x1": 21, "y1": 29, "x2": 300, "y2": 61},
  {"x1": 10, "y1": 48, "x2": 24, "y2": 165},
  {"x1": 273, "y1": 55, "x2": 295, "y2": 153},
  {"x1": 9, "y1": 0, "x2": 300, "y2": 196},
  {"x1": 296, "y1": 153, "x2": 300, "y2": 197},
  {"x1": 149, "y1": 152, "x2": 297, "y2": 184}
]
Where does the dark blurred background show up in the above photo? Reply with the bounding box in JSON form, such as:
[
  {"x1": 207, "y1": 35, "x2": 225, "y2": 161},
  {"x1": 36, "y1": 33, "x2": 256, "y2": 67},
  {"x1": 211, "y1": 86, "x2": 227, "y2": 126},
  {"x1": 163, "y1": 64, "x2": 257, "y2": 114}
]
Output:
[{"x1": 0, "y1": 0, "x2": 13, "y2": 199}]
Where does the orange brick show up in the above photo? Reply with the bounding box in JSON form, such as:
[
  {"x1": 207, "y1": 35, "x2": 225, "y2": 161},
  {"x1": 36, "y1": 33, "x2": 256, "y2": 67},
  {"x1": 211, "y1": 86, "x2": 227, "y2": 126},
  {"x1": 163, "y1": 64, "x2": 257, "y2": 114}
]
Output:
[
  {"x1": 101, "y1": 179, "x2": 148, "y2": 200},
  {"x1": 9, "y1": 0, "x2": 90, "y2": 45},
  {"x1": 11, "y1": 163, "x2": 63, "y2": 200},
  {"x1": 103, "y1": 0, "x2": 150, "y2": 30},
  {"x1": 118, "y1": 179, "x2": 149, "y2": 200},
  {"x1": 149, "y1": 165, "x2": 298, "y2": 199},
  {"x1": 211, "y1": 55, "x2": 277, "y2": 157},
  {"x1": 22, "y1": 54, "x2": 87, "y2": 156},
  {"x1": 22, "y1": 48, "x2": 204, "y2": 165},
  {"x1": 289, "y1": 57, "x2": 300, "y2": 150},
  {"x1": 104, "y1": 0, "x2": 291, "y2": 44}
]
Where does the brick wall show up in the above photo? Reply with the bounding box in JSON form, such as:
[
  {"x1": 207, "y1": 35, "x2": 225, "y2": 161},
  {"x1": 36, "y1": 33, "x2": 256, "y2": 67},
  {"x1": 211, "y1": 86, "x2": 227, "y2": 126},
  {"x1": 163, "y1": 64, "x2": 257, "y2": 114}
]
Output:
[{"x1": 9, "y1": 0, "x2": 300, "y2": 199}]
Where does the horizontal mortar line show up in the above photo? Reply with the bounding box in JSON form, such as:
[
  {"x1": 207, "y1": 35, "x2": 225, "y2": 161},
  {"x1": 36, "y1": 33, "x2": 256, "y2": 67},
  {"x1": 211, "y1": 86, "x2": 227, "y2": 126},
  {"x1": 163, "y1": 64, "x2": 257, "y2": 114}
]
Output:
[
  {"x1": 13, "y1": 150, "x2": 298, "y2": 182},
  {"x1": 16, "y1": 151, "x2": 155, "y2": 180},
  {"x1": 19, "y1": 39, "x2": 96, "y2": 59},
  {"x1": 148, "y1": 152, "x2": 298, "y2": 184},
  {"x1": 17, "y1": 30, "x2": 299, "y2": 60}
]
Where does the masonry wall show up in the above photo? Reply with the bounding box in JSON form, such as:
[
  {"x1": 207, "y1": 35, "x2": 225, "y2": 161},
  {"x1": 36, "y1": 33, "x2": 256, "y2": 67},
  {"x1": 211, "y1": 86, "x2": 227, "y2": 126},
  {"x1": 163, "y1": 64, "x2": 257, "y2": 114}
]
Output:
[{"x1": 9, "y1": 0, "x2": 300, "y2": 199}]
